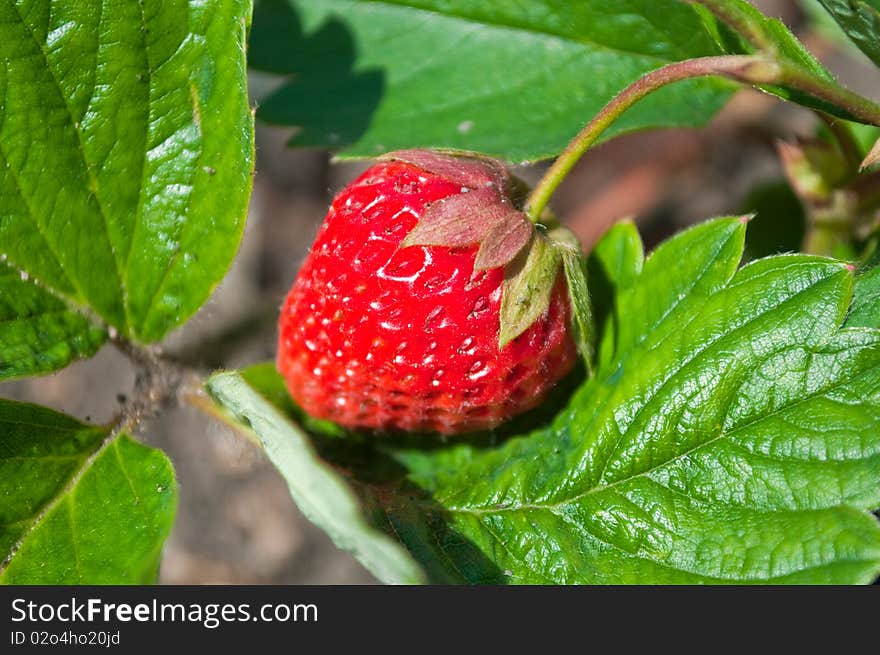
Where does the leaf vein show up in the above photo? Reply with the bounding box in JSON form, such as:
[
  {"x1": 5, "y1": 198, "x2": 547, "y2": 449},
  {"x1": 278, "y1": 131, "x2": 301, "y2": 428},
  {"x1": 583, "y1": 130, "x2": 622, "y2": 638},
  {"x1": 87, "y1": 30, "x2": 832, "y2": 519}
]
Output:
[
  {"x1": 7, "y1": 0, "x2": 126, "y2": 326},
  {"x1": 0, "y1": 428, "x2": 117, "y2": 576}
]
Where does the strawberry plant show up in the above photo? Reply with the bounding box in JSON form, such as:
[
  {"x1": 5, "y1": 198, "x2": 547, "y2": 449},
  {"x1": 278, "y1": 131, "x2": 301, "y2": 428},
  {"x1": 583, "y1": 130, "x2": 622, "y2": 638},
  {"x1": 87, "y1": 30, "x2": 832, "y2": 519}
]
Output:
[{"x1": 2, "y1": 0, "x2": 880, "y2": 584}]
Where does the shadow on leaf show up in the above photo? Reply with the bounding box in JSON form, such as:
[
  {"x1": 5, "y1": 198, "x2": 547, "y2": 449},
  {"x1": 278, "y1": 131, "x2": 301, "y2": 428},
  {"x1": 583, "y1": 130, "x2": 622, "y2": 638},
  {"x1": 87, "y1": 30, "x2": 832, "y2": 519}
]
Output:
[
  {"x1": 740, "y1": 181, "x2": 805, "y2": 260},
  {"x1": 234, "y1": 360, "x2": 587, "y2": 583},
  {"x1": 249, "y1": 0, "x2": 385, "y2": 150}
]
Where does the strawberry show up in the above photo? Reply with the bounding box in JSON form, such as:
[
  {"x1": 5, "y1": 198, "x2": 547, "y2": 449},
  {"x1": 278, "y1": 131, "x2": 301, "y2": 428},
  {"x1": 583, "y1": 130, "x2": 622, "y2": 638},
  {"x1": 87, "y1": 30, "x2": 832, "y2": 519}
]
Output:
[{"x1": 277, "y1": 150, "x2": 581, "y2": 434}]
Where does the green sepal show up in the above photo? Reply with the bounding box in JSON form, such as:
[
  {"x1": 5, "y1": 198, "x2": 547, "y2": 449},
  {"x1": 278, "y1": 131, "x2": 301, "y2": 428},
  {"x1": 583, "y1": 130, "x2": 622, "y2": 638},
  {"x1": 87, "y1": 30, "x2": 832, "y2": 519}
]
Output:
[
  {"x1": 551, "y1": 227, "x2": 594, "y2": 375},
  {"x1": 499, "y1": 231, "x2": 562, "y2": 347}
]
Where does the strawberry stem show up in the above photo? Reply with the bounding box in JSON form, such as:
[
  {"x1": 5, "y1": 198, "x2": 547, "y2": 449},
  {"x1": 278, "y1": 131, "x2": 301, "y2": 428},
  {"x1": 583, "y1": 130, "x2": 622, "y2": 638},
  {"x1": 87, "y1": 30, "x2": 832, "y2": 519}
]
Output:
[
  {"x1": 774, "y1": 62, "x2": 880, "y2": 128},
  {"x1": 525, "y1": 53, "x2": 880, "y2": 223},
  {"x1": 525, "y1": 55, "x2": 778, "y2": 223}
]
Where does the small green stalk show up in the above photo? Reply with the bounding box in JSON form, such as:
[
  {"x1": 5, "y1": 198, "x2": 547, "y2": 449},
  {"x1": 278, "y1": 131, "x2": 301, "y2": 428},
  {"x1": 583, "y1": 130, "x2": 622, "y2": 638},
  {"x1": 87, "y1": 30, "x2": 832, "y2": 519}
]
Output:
[
  {"x1": 775, "y1": 62, "x2": 880, "y2": 127},
  {"x1": 698, "y1": 0, "x2": 880, "y2": 130}
]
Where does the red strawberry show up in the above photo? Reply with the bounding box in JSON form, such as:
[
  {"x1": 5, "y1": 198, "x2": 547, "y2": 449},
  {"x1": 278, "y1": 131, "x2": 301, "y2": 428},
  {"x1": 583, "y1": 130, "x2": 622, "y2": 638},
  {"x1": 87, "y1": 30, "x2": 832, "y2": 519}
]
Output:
[{"x1": 277, "y1": 150, "x2": 578, "y2": 434}]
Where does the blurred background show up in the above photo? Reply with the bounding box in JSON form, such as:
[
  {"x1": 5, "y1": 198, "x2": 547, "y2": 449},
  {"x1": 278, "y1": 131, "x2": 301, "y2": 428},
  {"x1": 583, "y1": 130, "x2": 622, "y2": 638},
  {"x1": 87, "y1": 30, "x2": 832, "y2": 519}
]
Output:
[{"x1": 2, "y1": 0, "x2": 879, "y2": 583}]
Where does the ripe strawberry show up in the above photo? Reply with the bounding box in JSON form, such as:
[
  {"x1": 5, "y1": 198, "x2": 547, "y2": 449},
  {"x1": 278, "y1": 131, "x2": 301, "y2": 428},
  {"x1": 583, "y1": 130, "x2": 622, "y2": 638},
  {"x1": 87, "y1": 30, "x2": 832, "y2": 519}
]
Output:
[{"x1": 277, "y1": 150, "x2": 578, "y2": 434}]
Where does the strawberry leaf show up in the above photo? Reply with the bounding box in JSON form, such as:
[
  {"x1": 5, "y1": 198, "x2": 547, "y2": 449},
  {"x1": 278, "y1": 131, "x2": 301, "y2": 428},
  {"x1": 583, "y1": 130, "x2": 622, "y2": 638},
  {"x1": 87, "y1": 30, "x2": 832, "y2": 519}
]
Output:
[
  {"x1": 250, "y1": 0, "x2": 735, "y2": 161},
  {"x1": 0, "y1": 0, "x2": 254, "y2": 345},
  {"x1": 815, "y1": 0, "x2": 880, "y2": 68},
  {"x1": 849, "y1": 265, "x2": 880, "y2": 328},
  {"x1": 0, "y1": 400, "x2": 177, "y2": 584},
  {"x1": 203, "y1": 367, "x2": 425, "y2": 585},
  {"x1": 207, "y1": 217, "x2": 880, "y2": 584},
  {"x1": 0, "y1": 262, "x2": 105, "y2": 380},
  {"x1": 587, "y1": 220, "x2": 644, "y2": 370}
]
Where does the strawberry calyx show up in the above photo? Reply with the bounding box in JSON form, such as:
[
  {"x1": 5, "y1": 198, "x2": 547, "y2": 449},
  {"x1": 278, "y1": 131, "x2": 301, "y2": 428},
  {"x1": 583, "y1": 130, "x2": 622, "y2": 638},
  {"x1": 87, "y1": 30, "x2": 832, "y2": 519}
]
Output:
[
  {"x1": 473, "y1": 208, "x2": 532, "y2": 271},
  {"x1": 499, "y1": 229, "x2": 561, "y2": 347},
  {"x1": 379, "y1": 148, "x2": 509, "y2": 190},
  {"x1": 401, "y1": 186, "x2": 533, "y2": 271},
  {"x1": 389, "y1": 149, "x2": 533, "y2": 275},
  {"x1": 385, "y1": 149, "x2": 593, "y2": 353}
]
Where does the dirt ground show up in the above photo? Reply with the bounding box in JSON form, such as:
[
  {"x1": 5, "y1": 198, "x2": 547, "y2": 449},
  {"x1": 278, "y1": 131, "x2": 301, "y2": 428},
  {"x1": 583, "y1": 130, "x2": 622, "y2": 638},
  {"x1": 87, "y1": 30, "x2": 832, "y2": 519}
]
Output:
[{"x1": 2, "y1": 0, "x2": 878, "y2": 584}]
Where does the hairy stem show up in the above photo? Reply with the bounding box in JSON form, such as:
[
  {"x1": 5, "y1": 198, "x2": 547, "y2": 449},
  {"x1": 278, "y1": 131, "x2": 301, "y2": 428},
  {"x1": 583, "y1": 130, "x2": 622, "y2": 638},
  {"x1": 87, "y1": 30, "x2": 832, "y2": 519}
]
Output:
[
  {"x1": 525, "y1": 51, "x2": 880, "y2": 222},
  {"x1": 525, "y1": 55, "x2": 779, "y2": 222},
  {"x1": 777, "y1": 62, "x2": 880, "y2": 127},
  {"x1": 111, "y1": 339, "x2": 201, "y2": 431},
  {"x1": 697, "y1": 1, "x2": 880, "y2": 128}
]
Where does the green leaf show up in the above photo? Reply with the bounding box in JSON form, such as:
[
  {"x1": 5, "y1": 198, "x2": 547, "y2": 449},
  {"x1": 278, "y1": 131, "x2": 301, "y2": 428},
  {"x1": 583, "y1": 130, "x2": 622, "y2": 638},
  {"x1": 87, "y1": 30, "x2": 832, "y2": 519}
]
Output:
[
  {"x1": 0, "y1": 262, "x2": 105, "y2": 380},
  {"x1": 249, "y1": 0, "x2": 734, "y2": 161},
  {"x1": 800, "y1": 0, "x2": 872, "y2": 57},
  {"x1": 816, "y1": 0, "x2": 880, "y2": 67},
  {"x1": 717, "y1": 0, "x2": 833, "y2": 77},
  {"x1": 209, "y1": 216, "x2": 880, "y2": 584},
  {"x1": 205, "y1": 367, "x2": 426, "y2": 585},
  {"x1": 703, "y1": 0, "x2": 880, "y2": 122},
  {"x1": 587, "y1": 220, "x2": 644, "y2": 370},
  {"x1": 848, "y1": 265, "x2": 880, "y2": 328},
  {"x1": 0, "y1": 400, "x2": 177, "y2": 584},
  {"x1": 0, "y1": 0, "x2": 255, "y2": 343}
]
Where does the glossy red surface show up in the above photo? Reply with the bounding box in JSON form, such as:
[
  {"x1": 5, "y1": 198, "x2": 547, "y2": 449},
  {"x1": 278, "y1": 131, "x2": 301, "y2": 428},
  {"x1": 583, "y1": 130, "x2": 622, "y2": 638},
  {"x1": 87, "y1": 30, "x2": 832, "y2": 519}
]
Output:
[{"x1": 277, "y1": 160, "x2": 575, "y2": 434}]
